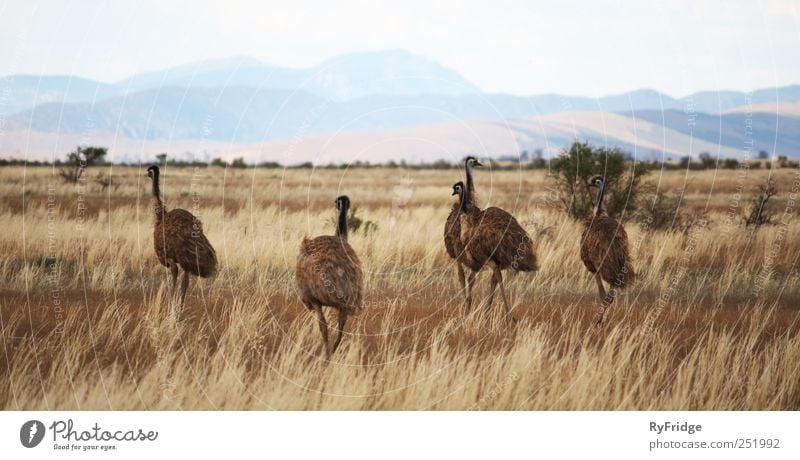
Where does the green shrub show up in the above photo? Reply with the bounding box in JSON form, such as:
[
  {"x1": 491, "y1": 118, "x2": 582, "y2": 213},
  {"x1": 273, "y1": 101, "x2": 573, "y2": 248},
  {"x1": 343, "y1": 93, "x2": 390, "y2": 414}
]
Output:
[
  {"x1": 59, "y1": 146, "x2": 107, "y2": 183},
  {"x1": 329, "y1": 206, "x2": 378, "y2": 236},
  {"x1": 636, "y1": 185, "x2": 707, "y2": 233},
  {"x1": 550, "y1": 141, "x2": 648, "y2": 220}
]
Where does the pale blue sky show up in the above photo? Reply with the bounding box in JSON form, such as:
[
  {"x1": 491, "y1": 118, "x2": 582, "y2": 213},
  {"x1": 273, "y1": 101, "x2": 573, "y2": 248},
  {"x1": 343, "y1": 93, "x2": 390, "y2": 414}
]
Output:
[{"x1": 1, "y1": 0, "x2": 797, "y2": 97}]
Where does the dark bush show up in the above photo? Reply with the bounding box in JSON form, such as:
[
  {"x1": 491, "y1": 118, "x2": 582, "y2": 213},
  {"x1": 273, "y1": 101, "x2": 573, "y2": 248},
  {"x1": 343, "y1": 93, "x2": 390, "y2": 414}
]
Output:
[
  {"x1": 550, "y1": 141, "x2": 648, "y2": 220},
  {"x1": 744, "y1": 178, "x2": 778, "y2": 229},
  {"x1": 59, "y1": 146, "x2": 107, "y2": 183},
  {"x1": 329, "y1": 206, "x2": 377, "y2": 236},
  {"x1": 636, "y1": 185, "x2": 707, "y2": 233},
  {"x1": 722, "y1": 158, "x2": 740, "y2": 169}
]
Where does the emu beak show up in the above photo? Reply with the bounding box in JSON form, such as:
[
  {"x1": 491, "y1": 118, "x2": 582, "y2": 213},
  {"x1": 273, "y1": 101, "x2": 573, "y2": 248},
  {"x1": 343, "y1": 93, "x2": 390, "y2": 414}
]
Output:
[
  {"x1": 474, "y1": 160, "x2": 483, "y2": 167},
  {"x1": 451, "y1": 190, "x2": 458, "y2": 196}
]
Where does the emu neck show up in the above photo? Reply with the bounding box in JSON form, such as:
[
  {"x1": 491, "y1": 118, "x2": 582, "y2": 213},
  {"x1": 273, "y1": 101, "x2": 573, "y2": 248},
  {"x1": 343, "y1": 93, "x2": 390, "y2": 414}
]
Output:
[
  {"x1": 458, "y1": 188, "x2": 470, "y2": 213},
  {"x1": 595, "y1": 182, "x2": 606, "y2": 216},
  {"x1": 336, "y1": 206, "x2": 348, "y2": 239},
  {"x1": 151, "y1": 176, "x2": 165, "y2": 221},
  {"x1": 465, "y1": 162, "x2": 476, "y2": 203}
]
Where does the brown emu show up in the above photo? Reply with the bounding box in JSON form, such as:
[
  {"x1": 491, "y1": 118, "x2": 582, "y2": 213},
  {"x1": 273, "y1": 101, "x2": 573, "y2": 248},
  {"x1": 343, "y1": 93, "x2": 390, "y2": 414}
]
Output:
[
  {"x1": 147, "y1": 165, "x2": 218, "y2": 309},
  {"x1": 580, "y1": 175, "x2": 634, "y2": 326},
  {"x1": 444, "y1": 156, "x2": 482, "y2": 292},
  {"x1": 453, "y1": 181, "x2": 537, "y2": 322},
  {"x1": 295, "y1": 196, "x2": 364, "y2": 357}
]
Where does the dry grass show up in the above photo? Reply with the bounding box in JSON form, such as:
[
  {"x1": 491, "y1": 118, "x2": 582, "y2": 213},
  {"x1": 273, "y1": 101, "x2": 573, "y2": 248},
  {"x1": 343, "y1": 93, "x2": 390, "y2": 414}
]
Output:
[{"x1": 1, "y1": 165, "x2": 799, "y2": 410}]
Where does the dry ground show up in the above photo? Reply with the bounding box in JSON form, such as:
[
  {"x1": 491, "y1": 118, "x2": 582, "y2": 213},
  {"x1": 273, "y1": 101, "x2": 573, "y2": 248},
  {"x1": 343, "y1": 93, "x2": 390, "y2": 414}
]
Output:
[{"x1": 1, "y1": 165, "x2": 799, "y2": 409}]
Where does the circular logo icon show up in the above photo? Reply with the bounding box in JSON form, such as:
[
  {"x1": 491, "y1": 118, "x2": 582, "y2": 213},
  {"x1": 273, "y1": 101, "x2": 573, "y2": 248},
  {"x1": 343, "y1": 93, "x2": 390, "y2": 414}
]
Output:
[{"x1": 20, "y1": 420, "x2": 45, "y2": 448}]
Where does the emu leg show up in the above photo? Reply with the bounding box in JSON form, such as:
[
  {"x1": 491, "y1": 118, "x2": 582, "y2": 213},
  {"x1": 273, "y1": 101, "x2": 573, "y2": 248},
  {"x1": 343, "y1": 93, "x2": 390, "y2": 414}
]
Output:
[
  {"x1": 493, "y1": 266, "x2": 517, "y2": 324},
  {"x1": 465, "y1": 271, "x2": 477, "y2": 312},
  {"x1": 594, "y1": 272, "x2": 614, "y2": 327},
  {"x1": 595, "y1": 287, "x2": 617, "y2": 327},
  {"x1": 456, "y1": 263, "x2": 465, "y2": 292},
  {"x1": 312, "y1": 304, "x2": 330, "y2": 358},
  {"x1": 169, "y1": 263, "x2": 179, "y2": 300},
  {"x1": 486, "y1": 271, "x2": 498, "y2": 309},
  {"x1": 178, "y1": 270, "x2": 190, "y2": 307},
  {"x1": 331, "y1": 310, "x2": 348, "y2": 355},
  {"x1": 594, "y1": 272, "x2": 606, "y2": 300}
]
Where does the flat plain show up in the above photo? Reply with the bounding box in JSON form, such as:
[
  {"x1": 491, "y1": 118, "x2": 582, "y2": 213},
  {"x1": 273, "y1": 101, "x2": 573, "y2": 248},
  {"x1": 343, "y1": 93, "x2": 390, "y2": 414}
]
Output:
[{"x1": 1, "y1": 165, "x2": 798, "y2": 409}]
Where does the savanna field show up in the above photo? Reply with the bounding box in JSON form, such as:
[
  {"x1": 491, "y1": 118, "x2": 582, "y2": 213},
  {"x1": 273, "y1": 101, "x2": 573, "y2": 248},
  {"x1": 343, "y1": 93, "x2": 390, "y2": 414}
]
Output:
[{"x1": 1, "y1": 164, "x2": 799, "y2": 410}]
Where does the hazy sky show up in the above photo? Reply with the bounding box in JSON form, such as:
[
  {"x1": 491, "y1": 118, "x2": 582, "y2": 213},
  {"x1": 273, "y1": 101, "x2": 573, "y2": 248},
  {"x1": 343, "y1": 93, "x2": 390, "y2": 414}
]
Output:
[{"x1": 1, "y1": 0, "x2": 797, "y2": 97}]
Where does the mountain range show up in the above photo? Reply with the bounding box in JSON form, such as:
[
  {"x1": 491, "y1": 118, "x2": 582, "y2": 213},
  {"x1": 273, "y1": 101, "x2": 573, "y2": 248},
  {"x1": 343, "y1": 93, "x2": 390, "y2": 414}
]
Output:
[{"x1": 1, "y1": 49, "x2": 799, "y2": 163}]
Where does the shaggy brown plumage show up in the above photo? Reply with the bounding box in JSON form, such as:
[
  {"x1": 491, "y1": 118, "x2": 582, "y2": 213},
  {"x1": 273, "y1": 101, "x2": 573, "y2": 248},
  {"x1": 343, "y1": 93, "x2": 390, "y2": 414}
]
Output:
[
  {"x1": 580, "y1": 175, "x2": 634, "y2": 326},
  {"x1": 454, "y1": 182, "x2": 537, "y2": 322},
  {"x1": 148, "y1": 165, "x2": 218, "y2": 308},
  {"x1": 295, "y1": 195, "x2": 364, "y2": 357},
  {"x1": 443, "y1": 157, "x2": 482, "y2": 292}
]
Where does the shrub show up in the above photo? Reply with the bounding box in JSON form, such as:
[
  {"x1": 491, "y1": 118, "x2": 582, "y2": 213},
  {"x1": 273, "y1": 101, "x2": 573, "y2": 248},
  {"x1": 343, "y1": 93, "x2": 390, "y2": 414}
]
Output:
[
  {"x1": 59, "y1": 146, "x2": 107, "y2": 183},
  {"x1": 698, "y1": 152, "x2": 716, "y2": 169},
  {"x1": 636, "y1": 185, "x2": 707, "y2": 233},
  {"x1": 722, "y1": 158, "x2": 740, "y2": 169},
  {"x1": 744, "y1": 178, "x2": 778, "y2": 229},
  {"x1": 230, "y1": 157, "x2": 247, "y2": 169},
  {"x1": 550, "y1": 141, "x2": 648, "y2": 220},
  {"x1": 329, "y1": 206, "x2": 378, "y2": 236}
]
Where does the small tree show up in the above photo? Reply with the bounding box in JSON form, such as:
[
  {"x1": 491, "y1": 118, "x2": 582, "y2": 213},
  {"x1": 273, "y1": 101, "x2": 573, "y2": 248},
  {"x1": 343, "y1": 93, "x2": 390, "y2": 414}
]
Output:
[
  {"x1": 722, "y1": 158, "x2": 739, "y2": 169},
  {"x1": 230, "y1": 157, "x2": 247, "y2": 169},
  {"x1": 698, "y1": 152, "x2": 716, "y2": 169},
  {"x1": 550, "y1": 141, "x2": 648, "y2": 220},
  {"x1": 59, "y1": 146, "x2": 107, "y2": 183},
  {"x1": 744, "y1": 178, "x2": 778, "y2": 229},
  {"x1": 156, "y1": 153, "x2": 168, "y2": 165}
]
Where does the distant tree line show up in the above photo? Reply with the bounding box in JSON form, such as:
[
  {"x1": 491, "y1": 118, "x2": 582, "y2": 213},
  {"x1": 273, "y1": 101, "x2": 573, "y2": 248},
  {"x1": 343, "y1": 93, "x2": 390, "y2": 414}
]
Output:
[{"x1": 2, "y1": 146, "x2": 799, "y2": 171}]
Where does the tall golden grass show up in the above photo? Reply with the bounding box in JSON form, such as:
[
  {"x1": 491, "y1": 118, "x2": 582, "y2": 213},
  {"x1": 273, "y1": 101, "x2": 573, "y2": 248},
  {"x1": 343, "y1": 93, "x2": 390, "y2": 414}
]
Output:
[{"x1": 1, "y1": 165, "x2": 798, "y2": 409}]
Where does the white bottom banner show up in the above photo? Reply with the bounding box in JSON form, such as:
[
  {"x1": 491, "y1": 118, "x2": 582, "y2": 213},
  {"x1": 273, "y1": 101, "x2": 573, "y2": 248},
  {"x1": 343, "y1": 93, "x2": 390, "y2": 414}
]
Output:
[{"x1": 1, "y1": 411, "x2": 796, "y2": 458}]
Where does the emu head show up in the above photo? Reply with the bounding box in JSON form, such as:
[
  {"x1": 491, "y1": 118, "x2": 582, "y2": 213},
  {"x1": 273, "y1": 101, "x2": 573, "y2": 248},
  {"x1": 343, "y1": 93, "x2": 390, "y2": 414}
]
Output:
[
  {"x1": 465, "y1": 156, "x2": 483, "y2": 168},
  {"x1": 335, "y1": 195, "x2": 350, "y2": 212},
  {"x1": 146, "y1": 165, "x2": 160, "y2": 180},
  {"x1": 587, "y1": 175, "x2": 605, "y2": 189},
  {"x1": 452, "y1": 181, "x2": 465, "y2": 197}
]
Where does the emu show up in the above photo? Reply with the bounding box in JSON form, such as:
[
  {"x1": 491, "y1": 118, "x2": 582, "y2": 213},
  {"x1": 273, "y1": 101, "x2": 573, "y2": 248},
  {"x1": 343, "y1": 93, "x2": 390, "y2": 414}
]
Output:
[
  {"x1": 580, "y1": 175, "x2": 634, "y2": 326},
  {"x1": 147, "y1": 165, "x2": 218, "y2": 310},
  {"x1": 453, "y1": 181, "x2": 537, "y2": 322},
  {"x1": 444, "y1": 156, "x2": 482, "y2": 293},
  {"x1": 295, "y1": 196, "x2": 364, "y2": 357}
]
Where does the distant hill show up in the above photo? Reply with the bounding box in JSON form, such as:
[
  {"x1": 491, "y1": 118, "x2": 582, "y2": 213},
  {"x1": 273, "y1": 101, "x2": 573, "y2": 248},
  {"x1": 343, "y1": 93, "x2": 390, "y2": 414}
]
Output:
[
  {"x1": 725, "y1": 102, "x2": 800, "y2": 117},
  {"x1": 223, "y1": 111, "x2": 753, "y2": 166},
  {"x1": 5, "y1": 51, "x2": 800, "y2": 115},
  {"x1": 7, "y1": 108, "x2": 798, "y2": 164},
  {"x1": 0, "y1": 74, "x2": 123, "y2": 115},
  {"x1": 2, "y1": 50, "x2": 800, "y2": 161},
  {"x1": 632, "y1": 110, "x2": 800, "y2": 157},
  {"x1": 118, "y1": 50, "x2": 482, "y2": 100}
]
